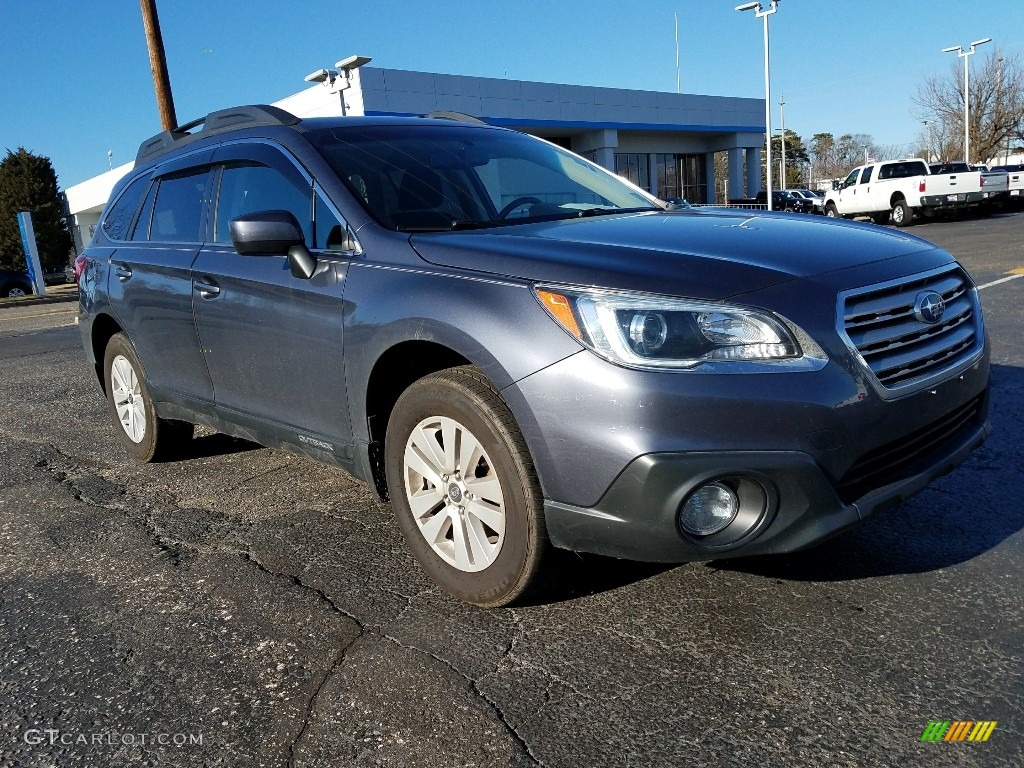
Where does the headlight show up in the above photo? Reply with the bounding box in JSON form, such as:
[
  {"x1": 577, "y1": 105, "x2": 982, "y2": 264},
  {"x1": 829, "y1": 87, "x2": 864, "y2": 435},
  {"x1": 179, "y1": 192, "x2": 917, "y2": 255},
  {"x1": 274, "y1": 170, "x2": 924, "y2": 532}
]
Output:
[{"x1": 535, "y1": 287, "x2": 825, "y2": 371}]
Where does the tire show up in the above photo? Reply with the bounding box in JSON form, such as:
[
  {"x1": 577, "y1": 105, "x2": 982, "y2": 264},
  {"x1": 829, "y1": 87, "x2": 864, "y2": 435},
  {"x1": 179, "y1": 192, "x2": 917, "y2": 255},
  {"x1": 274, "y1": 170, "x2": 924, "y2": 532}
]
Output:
[
  {"x1": 892, "y1": 199, "x2": 913, "y2": 227},
  {"x1": 871, "y1": 212, "x2": 890, "y2": 225},
  {"x1": 103, "y1": 333, "x2": 193, "y2": 462},
  {"x1": 825, "y1": 203, "x2": 839, "y2": 218},
  {"x1": 384, "y1": 366, "x2": 549, "y2": 607},
  {"x1": 2, "y1": 282, "x2": 30, "y2": 298}
]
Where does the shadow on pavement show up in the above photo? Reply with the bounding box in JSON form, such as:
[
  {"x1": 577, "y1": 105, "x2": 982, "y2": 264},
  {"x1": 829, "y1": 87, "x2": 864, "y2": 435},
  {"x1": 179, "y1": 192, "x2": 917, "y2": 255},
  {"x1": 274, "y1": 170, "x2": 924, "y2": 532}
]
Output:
[
  {"x1": 525, "y1": 551, "x2": 676, "y2": 606},
  {"x1": 159, "y1": 432, "x2": 262, "y2": 462}
]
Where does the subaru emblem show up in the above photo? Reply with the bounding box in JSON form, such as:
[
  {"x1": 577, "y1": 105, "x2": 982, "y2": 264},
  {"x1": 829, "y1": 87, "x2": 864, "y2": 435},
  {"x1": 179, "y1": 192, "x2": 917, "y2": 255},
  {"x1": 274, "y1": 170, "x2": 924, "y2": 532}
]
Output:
[{"x1": 914, "y1": 291, "x2": 945, "y2": 324}]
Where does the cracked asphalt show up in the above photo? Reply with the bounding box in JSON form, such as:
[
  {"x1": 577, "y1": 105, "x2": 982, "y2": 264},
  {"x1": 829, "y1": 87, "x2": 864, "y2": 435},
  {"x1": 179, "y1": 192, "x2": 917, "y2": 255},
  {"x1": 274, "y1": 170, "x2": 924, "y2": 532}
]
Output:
[{"x1": 1, "y1": 212, "x2": 1022, "y2": 767}]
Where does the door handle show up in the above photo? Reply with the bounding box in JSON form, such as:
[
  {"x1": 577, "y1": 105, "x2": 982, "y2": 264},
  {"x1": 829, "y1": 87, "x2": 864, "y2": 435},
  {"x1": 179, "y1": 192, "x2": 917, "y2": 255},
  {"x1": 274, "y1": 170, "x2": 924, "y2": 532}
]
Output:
[
  {"x1": 193, "y1": 279, "x2": 221, "y2": 298},
  {"x1": 115, "y1": 264, "x2": 132, "y2": 281}
]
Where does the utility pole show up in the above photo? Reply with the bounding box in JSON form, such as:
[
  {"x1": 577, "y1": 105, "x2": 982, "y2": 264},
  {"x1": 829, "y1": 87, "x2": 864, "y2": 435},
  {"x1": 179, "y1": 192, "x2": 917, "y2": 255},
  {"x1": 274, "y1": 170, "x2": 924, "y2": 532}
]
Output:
[
  {"x1": 674, "y1": 13, "x2": 681, "y2": 94},
  {"x1": 139, "y1": 0, "x2": 177, "y2": 130},
  {"x1": 779, "y1": 94, "x2": 786, "y2": 188}
]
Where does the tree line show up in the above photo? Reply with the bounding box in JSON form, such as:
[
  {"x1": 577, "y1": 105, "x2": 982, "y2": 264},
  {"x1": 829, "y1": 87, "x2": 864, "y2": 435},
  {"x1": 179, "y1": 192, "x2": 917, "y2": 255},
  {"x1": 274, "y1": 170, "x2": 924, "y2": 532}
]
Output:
[
  {"x1": 914, "y1": 49, "x2": 1024, "y2": 165},
  {"x1": 0, "y1": 148, "x2": 74, "y2": 273},
  {"x1": 719, "y1": 49, "x2": 1024, "y2": 199}
]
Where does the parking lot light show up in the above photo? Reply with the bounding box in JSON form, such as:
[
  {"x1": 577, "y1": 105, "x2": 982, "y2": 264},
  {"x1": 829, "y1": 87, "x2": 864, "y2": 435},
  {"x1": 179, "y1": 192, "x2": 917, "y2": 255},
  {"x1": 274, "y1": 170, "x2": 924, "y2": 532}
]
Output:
[
  {"x1": 943, "y1": 38, "x2": 992, "y2": 164},
  {"x1": 736, "y1": 1, "x2": 780, "y2": 211}
]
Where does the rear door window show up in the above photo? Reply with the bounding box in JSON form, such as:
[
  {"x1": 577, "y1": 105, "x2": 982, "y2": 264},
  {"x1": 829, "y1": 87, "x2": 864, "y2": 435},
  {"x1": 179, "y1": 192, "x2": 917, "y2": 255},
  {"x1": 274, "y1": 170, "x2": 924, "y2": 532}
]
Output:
[{"x1": 150, "y1": 170, "x2": 209, "y2": 242}]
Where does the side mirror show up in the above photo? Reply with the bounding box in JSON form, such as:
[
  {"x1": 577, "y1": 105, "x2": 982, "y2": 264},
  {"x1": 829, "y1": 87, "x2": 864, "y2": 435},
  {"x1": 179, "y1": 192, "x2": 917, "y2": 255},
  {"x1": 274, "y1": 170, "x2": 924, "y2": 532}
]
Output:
[
  {"x1": 832, "y1": 180, "x2": 840, "y2": 191},
  {"x1": 229, "y1": 210, "x2": 305, "y2": 255}
]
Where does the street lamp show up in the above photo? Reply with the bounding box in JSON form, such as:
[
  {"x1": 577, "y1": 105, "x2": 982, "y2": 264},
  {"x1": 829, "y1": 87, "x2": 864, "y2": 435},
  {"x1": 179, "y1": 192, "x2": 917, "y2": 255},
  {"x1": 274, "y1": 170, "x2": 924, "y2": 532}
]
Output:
[
  {"x1": 736, "y1": 0, "x2": 780, "y2": 211},
  {"x1": 304, "y1": 54, "x2": 373, "y2": 116},
  {"x1": 942, "y1": 38, "x2": 991, "y2": 164}
]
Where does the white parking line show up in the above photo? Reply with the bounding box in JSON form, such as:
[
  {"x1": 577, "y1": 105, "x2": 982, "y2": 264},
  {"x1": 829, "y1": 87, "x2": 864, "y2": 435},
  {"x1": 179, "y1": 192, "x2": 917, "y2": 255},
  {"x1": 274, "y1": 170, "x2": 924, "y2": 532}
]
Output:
[{"x1": 977, "y1": 273, "x2": 1024, "y2": 290}]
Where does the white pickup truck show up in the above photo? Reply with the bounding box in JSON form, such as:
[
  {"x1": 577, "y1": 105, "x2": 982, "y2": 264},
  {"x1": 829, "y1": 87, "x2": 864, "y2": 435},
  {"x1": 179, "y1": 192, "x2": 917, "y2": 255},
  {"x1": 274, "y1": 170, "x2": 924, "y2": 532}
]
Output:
[
  {"x1": 992, "y1": 164, "x2": 1024, "y2": 207},
  {"x1": 823, "y1": 158, "x2": 985, "y2": 226}
]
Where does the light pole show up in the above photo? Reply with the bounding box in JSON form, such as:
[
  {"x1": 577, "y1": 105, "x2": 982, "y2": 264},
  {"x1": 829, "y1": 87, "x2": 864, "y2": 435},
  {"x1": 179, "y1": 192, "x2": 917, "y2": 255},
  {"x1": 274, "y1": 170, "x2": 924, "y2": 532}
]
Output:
[
  {"x1": 736, "y1": 0, "x2": 780, "y2": 211},
  {"x1": 305, "y1": 54, "x2": 373, "y2": 116},
  {"x1": 942, "y1": 38, "x2": 991, "y2": 164},
  {"x1": 779, "y1": 93, "x2": 786, "y2": 188},
  {"x1": 922, "y1": 119, "x2": 935, "y2": 162}
]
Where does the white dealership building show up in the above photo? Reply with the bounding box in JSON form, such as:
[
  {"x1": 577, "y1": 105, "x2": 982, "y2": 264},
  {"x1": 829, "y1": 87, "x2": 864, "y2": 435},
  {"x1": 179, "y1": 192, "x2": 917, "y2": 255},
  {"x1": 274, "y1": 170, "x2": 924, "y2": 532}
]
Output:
[{"x1": 64, "y1": 63, "x2": 767, "y2": 251}]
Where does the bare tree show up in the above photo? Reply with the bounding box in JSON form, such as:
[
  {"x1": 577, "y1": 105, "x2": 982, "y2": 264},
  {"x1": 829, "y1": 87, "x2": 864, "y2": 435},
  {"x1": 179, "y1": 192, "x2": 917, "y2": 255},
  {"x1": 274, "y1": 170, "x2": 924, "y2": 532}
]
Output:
[
  {"x1": 810, "y1": 133, "x2": 888, "y2": 183},
  {"x1": 914, "y1": 50, "x2": 1024, "y2": 164}
]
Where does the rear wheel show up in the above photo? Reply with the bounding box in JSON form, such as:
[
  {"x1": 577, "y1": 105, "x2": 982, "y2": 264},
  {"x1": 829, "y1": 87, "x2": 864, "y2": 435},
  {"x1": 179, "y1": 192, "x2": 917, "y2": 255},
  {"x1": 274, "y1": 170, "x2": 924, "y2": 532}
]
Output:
[
  {"x1": 892, "y1": 199, "x2": 913, "y2": 227},
  {"x1": 103, "y1": 333, "x2": 193, "y2": 462},
  {"x1": 385, "y1": 366, "x2": 549, "y2": 607}
]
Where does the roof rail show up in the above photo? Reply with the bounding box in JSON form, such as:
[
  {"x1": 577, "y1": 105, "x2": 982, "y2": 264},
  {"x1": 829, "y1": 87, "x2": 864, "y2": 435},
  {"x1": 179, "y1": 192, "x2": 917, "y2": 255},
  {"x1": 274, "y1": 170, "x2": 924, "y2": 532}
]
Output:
[{"x1": 135, "y1": 104, "x2": 300, "y2": 165}]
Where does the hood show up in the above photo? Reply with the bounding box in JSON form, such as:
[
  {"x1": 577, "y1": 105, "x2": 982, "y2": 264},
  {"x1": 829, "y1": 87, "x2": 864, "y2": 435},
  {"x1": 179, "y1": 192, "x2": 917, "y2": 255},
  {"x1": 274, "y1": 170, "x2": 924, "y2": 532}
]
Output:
[{"x1": 409, "y1": 209, "x2": 942, "y2": 300}]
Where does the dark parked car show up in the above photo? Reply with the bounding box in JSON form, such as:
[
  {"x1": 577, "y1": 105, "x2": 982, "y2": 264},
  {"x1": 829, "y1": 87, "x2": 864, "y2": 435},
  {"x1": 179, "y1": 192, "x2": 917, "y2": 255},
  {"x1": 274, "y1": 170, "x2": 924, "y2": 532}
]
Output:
[
  {"x1": 0, "y1": 269, "x2": 32, "y2": 298},
  {"x1": 755, "y1": 189, "x2": 815, "y2": 213},
  {"x1": 78, "y1": 105, "x2": 991, "y2": 606}
]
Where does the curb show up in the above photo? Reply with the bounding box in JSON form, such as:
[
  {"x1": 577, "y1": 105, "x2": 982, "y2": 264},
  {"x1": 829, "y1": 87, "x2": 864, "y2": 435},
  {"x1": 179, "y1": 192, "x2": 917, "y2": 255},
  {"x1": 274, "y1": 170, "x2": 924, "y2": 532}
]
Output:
[{"x1": 0, "y1": 290, "x2": 79, "y2": 310}]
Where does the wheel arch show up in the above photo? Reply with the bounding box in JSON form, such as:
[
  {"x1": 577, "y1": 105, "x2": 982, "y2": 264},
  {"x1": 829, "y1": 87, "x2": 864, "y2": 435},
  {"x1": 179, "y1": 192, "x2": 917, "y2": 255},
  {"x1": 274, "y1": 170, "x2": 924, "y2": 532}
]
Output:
[
  {"x1": 889, "y1": 192, "x2": 907, "y2": 208},
  {"x1": 362, "y1": 339, "x2": 475, "y2": 499},
  {"x1": 90, "y1": 312, "x2": 124, "y2": 394}
]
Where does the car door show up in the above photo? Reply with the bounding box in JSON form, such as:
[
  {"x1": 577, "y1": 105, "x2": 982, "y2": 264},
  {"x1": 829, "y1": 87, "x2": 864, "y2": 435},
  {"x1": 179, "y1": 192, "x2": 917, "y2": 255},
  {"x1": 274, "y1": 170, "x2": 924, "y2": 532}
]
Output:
[
  {"x1": 857, "y1": 164, "x2": 877, "y2": 210},
  {"x1": 105, "y1": 152, "x2": 216, "y2": 405},
  {"x1": 835, "y1": 168, "x2": 861, "y2": 213},
  {"x1": 190, "y1": 142, "x2": 357, "y2": 458}
]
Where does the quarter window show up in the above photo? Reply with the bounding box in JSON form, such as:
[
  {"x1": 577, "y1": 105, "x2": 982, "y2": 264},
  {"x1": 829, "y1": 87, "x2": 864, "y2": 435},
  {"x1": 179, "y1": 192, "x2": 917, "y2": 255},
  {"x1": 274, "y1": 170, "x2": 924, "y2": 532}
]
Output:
[
  {"x1": 215, "y1": 163, "x2": 310, "y2": 245},
  {"x1": 150, "y1": 170, "x2": 208, "y2": 242},
  {"x1": 102, "y1": 174, "x2": 151, "y2": 241}
]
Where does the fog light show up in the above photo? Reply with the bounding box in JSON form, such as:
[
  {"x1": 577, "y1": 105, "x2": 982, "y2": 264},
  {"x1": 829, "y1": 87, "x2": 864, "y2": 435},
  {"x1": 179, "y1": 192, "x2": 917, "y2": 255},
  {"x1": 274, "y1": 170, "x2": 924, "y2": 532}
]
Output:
[{"x1": 679, "y1": 482, "x2": 739, "y2": 536}]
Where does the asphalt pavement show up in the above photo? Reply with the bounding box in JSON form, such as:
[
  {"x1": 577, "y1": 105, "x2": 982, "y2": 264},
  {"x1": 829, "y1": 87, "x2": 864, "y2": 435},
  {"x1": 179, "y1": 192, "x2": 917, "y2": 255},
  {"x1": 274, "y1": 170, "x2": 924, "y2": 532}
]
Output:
[{"x1": 0, "y1": 213, "x2": 1021, "y2": 767}]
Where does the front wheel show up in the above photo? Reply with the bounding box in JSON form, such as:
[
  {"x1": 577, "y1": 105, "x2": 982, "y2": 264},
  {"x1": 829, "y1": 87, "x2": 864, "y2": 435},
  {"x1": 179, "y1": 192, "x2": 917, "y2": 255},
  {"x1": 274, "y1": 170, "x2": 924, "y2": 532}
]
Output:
[
  {"x1": 892, "y1": 199, "x2": 913, "y2": 227},
  {"x1": 385, "y1": 366, "x2": 549, "y2": 607},
  {"x1": 103, "y1": 333, "x2": 193, "y2": 462},
  {"x1": 2, "y1": 283, "x2": 29, "y2": 298},
  {"x1": 825, "y1": 203, "x2": 839, "y2": 218}
]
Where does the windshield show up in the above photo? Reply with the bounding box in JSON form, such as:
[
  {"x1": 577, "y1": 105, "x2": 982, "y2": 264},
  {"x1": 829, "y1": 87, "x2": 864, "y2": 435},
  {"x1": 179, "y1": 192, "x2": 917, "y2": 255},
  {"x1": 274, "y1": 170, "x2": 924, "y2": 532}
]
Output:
[{"x1": 307, "y1": 124, "x2": 659, "y2": 231}]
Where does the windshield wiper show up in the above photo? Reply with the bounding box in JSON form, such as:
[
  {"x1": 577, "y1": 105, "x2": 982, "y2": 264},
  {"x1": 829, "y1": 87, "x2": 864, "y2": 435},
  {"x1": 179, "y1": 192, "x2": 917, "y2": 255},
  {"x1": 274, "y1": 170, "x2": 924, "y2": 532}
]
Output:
[{"x1": 576, "y1": 206, "x2": 663, "y2": 218}]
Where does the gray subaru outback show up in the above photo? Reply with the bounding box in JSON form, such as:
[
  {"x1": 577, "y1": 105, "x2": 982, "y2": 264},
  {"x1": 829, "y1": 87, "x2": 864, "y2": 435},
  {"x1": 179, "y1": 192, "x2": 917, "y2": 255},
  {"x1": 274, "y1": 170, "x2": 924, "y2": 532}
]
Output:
[{"x1": 78, "y1": 105, "x2": 990, "y2": 606}]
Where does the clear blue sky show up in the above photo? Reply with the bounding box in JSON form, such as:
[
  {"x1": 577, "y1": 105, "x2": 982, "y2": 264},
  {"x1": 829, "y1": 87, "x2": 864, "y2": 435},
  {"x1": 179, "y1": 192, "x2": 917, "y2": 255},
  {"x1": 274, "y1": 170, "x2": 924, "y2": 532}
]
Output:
[{"x1": 2, "y1": 0, "x2": 1022, "y2": 189}]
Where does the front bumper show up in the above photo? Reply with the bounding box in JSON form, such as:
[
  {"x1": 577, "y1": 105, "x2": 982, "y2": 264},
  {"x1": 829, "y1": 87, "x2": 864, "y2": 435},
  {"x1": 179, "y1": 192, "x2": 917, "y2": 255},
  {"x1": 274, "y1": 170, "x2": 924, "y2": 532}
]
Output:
[{"x1": 543, "y1": 406, "x2": 990, "y2": 562}]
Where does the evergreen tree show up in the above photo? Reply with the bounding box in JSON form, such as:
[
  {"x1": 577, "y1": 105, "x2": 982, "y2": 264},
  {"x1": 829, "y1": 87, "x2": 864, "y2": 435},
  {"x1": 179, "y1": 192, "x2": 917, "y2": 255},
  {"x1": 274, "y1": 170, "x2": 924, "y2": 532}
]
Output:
[{"x1": 0, "y1": 148, "x2": 74, "y2": 271}]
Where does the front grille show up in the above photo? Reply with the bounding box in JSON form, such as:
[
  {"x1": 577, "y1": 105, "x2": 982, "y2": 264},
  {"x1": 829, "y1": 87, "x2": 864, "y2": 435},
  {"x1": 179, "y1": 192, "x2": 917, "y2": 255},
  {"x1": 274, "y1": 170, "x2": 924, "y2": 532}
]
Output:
[
  {"x1": 841, "y1": 267, "x2": 982, "y2": 390},
  {"x1": 836, "y1": 393, "x2": 985, "y2": 503}
]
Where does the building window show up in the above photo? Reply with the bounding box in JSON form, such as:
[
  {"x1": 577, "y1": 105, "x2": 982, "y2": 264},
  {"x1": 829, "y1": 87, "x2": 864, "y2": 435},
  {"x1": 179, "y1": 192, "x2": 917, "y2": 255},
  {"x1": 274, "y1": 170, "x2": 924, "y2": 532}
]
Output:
[
  {"x1": 614, "y1": 154, "x2": 650, "y2": 192},
  {"x1": 655, "y1": 154, "x2": 680, "y2": 201},
  {"x1": 655, "y1": 154, "x2": 708, "y2": 203}
]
